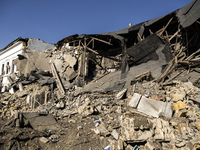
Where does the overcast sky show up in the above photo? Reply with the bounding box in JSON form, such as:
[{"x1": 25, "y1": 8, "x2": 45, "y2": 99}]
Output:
[{"x1": 0, "y1": 0, "x2": 193, "y2": 50}]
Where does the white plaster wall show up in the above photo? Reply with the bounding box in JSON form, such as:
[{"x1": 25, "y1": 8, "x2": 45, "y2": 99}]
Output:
[
  {"x1": 0, "y1": 42, "x2": 23, "y2": 75},
  {"x1": 0, "y1": 41, "x2": 24, "y2": 91}
]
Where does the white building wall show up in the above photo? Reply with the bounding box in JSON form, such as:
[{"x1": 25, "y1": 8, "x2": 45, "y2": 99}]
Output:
[{"x1": 0, "y1": 41, "x2": 24, "y2": 92}]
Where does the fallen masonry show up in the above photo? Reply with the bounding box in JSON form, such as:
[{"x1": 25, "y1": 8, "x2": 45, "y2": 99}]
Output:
[{"x1": 1, "y1": 0, "x2": 200, "y2": 149}]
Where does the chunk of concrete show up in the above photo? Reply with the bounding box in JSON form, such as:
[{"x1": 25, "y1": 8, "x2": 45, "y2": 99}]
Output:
[
  {"x1": 54, "y1": 58, "x2": 64, "y2": 71},
  {"x1": 56, "y1": 101, "x2": 65, "y2": 109},
  {"x1": 93, "y1": 122, "x2": 110, "y2": 136},
  {"x1": 129, "y1": 93, "x2": 172, "y2": 118},
  {"x1": 39, "y1": 137, "x2": 49, "y2": 143},
  {"x1": 13, "y1": 57, "x2": 36, "y2": 77},
  {"x1": 64, "y1": 67, "x2": 77, "y2": 81},
  {"x1": 77, "y1": 100, "x2": 90, "y2": 114},
  {"x1": 111, "y1": 129, "x2": 119, "y2": 140},
  {"x1": 16, "y1": 90, "x2": 29, "y2": 98},
  {"x1": 64, "y1": 54, "x2": 77, "y2": 68},
  {"x1": 145, "y1": 140, "x2": 162, "y2": 150},
  {"x1": 81, "y1": 106, "x2": 94, "y2": 117},
  {"x1": 152, "y1": 118, "x2": 175, "y2": 141},
  {"x1": 121, "y1": 114, "x2": 153, "y2": 142},
  {"x1": 25, "y1": 49, "x2": 51, "y2": 72},
  {"x1": 173, "y1": 101, "x2": 186, "y2": 110},
  {"x1": 126, "y1": 144, "x2": 134, "y2": 150},
  {"x1": 111, "y1": 140, "x2": 123, "y2": 150},
  {"x1": 116, "y1": 89, "x2": 127, "y2": 100},
  {"x1": 171, "y1": 93, "x2": 186, "y2": 102}
]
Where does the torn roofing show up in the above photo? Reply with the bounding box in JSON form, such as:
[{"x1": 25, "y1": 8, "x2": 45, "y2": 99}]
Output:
[
  {"x1": 58, "y1": 0, "x2": 199, "y2": 48},
  {"x1": 57, "y1": 34, "x2": 79, "y2": 48},
  {"x1": 57, "y1": 33, "x2": 123, "y2": 50},
  {"x1": 104, "y1": 0, "x2": 200, "y2": 38},
  {"x1": 176, "y1": 0, "x2": 200, "y2": 28}
]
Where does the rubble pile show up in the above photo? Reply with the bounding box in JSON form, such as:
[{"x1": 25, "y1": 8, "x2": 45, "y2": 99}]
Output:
[{"x1": 1, "y1": 0, "x2": 200, "y2": 149}]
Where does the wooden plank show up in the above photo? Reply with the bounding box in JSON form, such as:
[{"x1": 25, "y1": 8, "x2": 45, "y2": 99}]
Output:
[
  {"x1": 86, "y1": 47, "x2": 99, "y2": 54},
  {"x1": 92, "y1": 37, "x2": 113, "y2": 45},
  {"x1": 158, "y1": 17, "x2": 174, "y2": 36},
  {"x1": 165, "y1": 30, "x2": 170, "y2": 43},
  {"x1": 50, "y1": 62, "x2": 65, "y2": 95},
  {"x1": 169, "y1": 30, "x2": 179, "y2": 41},
  {"x1": 162, "y1": 70, "x2": 185, "y2": 85},
  {"x1": 186, "y1": 48, "x2": 200, "y2": 61},
  {"x1": 156, "y1": 48, "x2": 185, "y2": 83},
  {"x1": 137, "y1": 32, "x2": 143, "y2": 41},
  {"x1": 149, "y1": 29, "x2": 153, "y2": 35},
  {"x1": 86, "y1": 39, "x2": 93, "y2": 47}
]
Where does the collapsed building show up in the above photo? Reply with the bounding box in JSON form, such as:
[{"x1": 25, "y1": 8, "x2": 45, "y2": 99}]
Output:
[{"x1": 0, "y1": 0, "x2": 200, "y2": 149}]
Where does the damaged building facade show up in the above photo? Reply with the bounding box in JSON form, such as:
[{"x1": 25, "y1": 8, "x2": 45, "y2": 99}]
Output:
[
  {"x1": 0, "y1": 38, "x2": 27, "y2": 92},
  {"x1": 0, "y1": 0, "x2": 200, "y2": 149}
]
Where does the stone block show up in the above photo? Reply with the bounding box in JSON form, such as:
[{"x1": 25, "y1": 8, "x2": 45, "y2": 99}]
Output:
[
  {"x1": 173, "y1": 101, "x2": 186, "y2": 110},
  {"x1": 39, "y1": 137, "x2": 49, "y2": 143}
]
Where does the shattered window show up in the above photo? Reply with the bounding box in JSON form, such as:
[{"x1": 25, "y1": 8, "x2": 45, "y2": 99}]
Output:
[
  {"x1": 1, "y1": 64, "x2": 5, "y2": 75},
  {"x1": 12, "y1": 60, "x2": 15, "y2": 73},
  {"x1": 6, "y1": 62, "x2": 10, "y2": 74}
]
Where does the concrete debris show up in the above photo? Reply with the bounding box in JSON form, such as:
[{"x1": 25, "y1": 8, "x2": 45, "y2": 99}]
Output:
[
  {"x1": 39, "y1": 137, "x2": 49, "y2": 143},
  {"x1": 1, "y1": 1, "x2": 200, "y2": 149},
  {"x1": 22, "y1": 112, "x2": 60, "y2": 131},
  {"x1": 111, "y1": 129, "x2": 119, "y2": 140},
  {"x1": 116, "y1": 89, "x2": 127, "y2": 100},
  {"x1": 129, "y1": 93, "x2": 172, "y2": 118},
  {"x1": 173, "y1": 101, "x2": 187, "y2": 110},
  {"x1": 64, "y1": 53, "x2": 77, "y2": 68}
]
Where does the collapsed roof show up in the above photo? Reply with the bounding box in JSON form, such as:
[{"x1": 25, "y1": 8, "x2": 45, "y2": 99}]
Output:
[{"x1": 58, "y1": 0, "x2": 200, "y2": 51}]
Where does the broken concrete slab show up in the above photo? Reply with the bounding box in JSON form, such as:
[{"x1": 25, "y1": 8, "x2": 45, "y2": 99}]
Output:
[
  {"x1": 129, "y1": 93, "x2": 172, "y2": 118},
  {"x1": 25, "y1": 49, "x2": 51, "y2": 71},
  {"x1": 23, "y1": 112, "x2": 60, "y2": 131},
  {"x1": 53, "y1": 58, "x2": 64, "y2": 72},
  {"x1": 13, "y1": 56, "x2": 36, "y2": 77},
  {"x1": 74, "y1": 43, "x2": 171, "y2": 96},
  {"x1": 127, "y1": 34, "x2": 172, "y2": 64}
]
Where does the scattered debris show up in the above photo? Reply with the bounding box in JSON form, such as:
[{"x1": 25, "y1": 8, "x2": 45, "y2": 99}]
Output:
[{"x1": 0, "y1": 1, "x2": 200, "y2": 149}]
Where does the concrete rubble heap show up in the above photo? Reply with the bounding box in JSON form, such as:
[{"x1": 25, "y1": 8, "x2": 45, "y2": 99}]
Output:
[{"x1": 1, "y1": 0, "x2": 200, "y2": 149}]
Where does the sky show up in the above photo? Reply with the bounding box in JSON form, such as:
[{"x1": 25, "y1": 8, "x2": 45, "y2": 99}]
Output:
[{"x1": 0, "y1": 0, "x2": 194, "y2": 50}]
